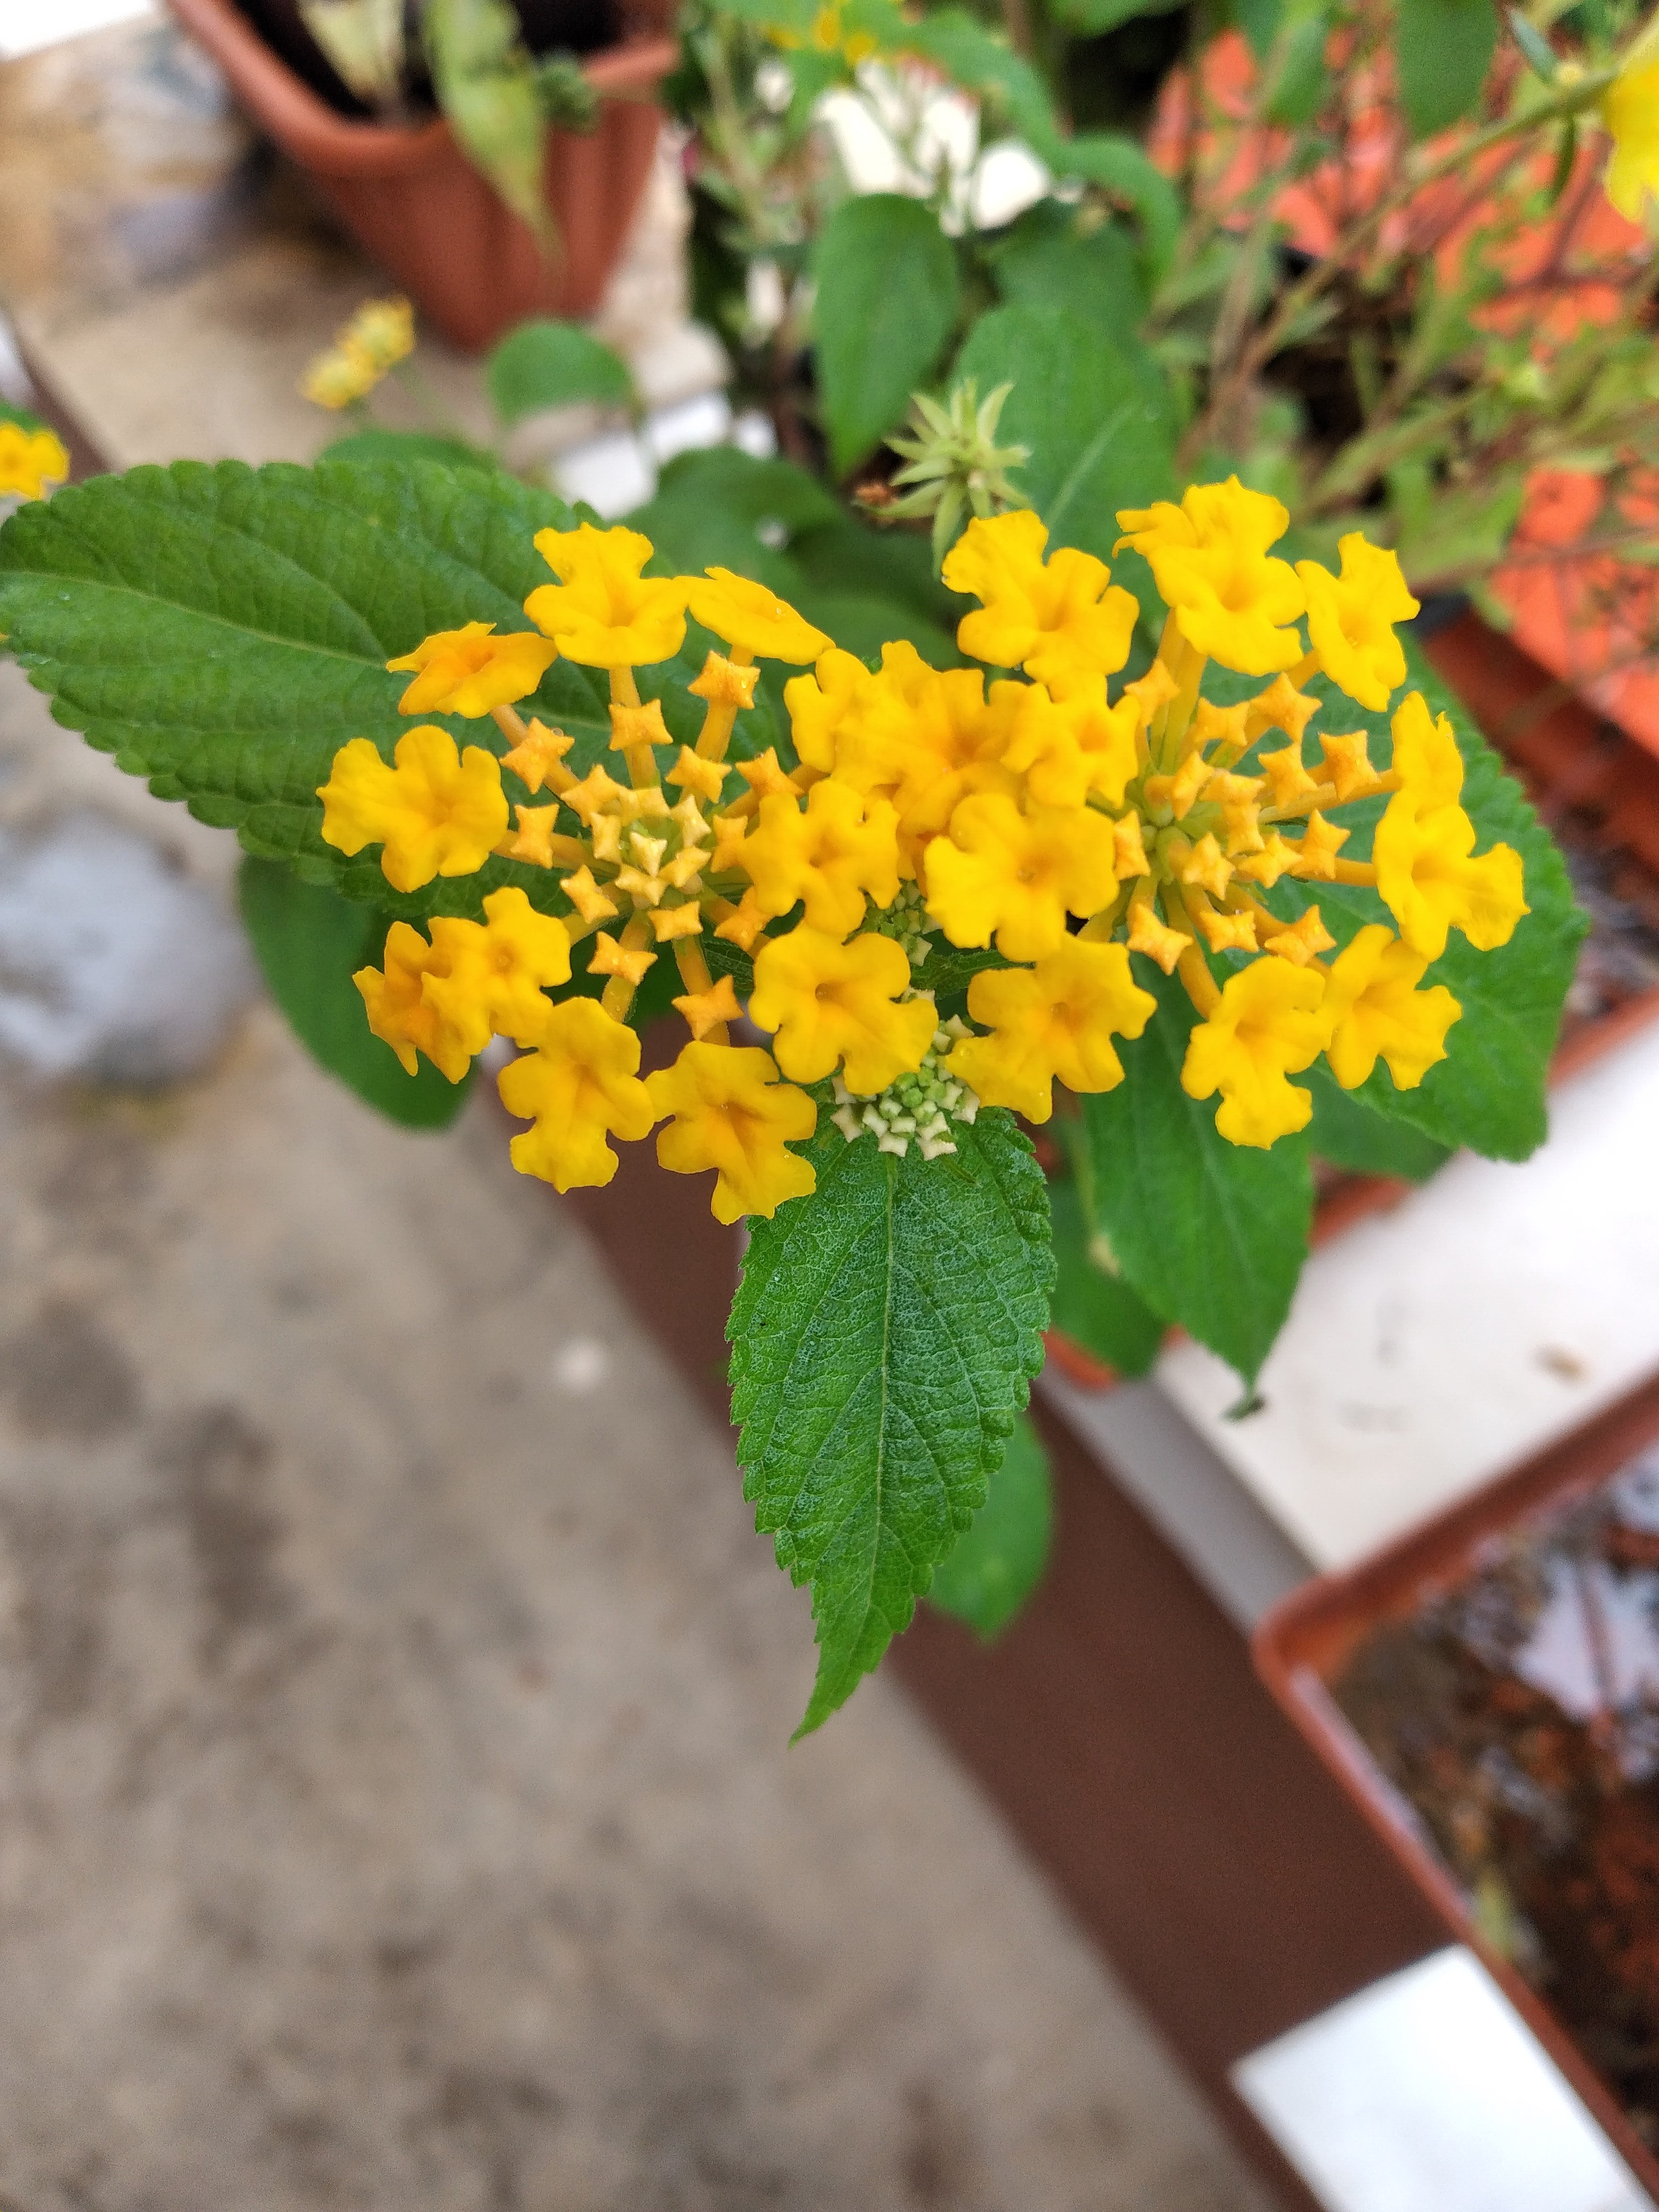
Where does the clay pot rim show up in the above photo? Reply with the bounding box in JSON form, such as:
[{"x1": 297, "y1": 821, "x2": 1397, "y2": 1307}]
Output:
[
  {"x1": 165, "y1": 0, "x2": 679, "y2": 180},
  {"x1": 1252, "y1": 1365, "x2": 1659, "y2": 2201}
]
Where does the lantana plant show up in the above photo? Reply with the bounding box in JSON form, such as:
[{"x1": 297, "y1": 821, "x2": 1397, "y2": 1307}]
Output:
[{"x1": 0, "y1": 443, "x2": 1578, "y2": 1729}]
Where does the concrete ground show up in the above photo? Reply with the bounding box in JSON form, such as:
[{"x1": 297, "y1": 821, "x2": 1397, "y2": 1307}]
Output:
[{"x1": 0, "y1": 664, "x2": 1274, "y2": 2211}]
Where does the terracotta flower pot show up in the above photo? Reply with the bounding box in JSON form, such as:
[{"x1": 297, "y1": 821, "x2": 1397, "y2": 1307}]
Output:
[
  {"x1": 165, "y1": 0, "x2": 681, "y2": 351},
  {"x1": 1254, "y1": 1368, "x2": 1659, "y2": 2202}
]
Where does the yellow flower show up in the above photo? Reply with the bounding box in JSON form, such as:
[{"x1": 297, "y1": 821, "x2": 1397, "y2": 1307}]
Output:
[
  {"x1": 684, "y1": 568, "x2": 832, "y2": 664},
  {"x1": 1180, "y1": 958, "x2": 1329, "y2": 1148},
  {"x1": 1323, "y1": 924, "x2": 1461, "y2": 1091},
  {"x1": 422, "y1": 889, "x2": 571, "y2": 1049},
  {"x1": 647, "y1": 1042, "x2": 818, "y2": 1223},
  {"x1": 344, "y1": 297, "x2": 415, "y2": 373},
  {"x1": 750, "y1": 926, "x2": 936, "y2": 1093},
  {"x1": 1002, "y1": 680, "x2": 1141, "y2": 810},
  {"x1": 924, "y1": 793, "x2": 1118, "y2": 960},
  {"x1": 784, "y1": 647, "x2": 876, "y2": 774},
  {"x1": 943, "y1": 510, "x2": 1138, "y2": 693},
  {"x1": 524, "y1": 522, "x2": 688, "y2": 668},
  {"x1": 386, "y1": 621, "x2": 559, "y2": 718},
  {"x1": 948, "y1": 941, "x2": 1157, "y2": 1121},
  {"x1": 354, "y1": 921, "x2": 480, "y2": 1083},
  {"x1": 1604, "y1": 21, "x2": 1659, "y2": 220},
  {"x1": 317, "y1": 726, "x2": 509, "y2": 893},
  {"x1": 834, "y1": 647, "x2": 1023, "y2": 860},
  {"x1": 0, "y1": 421, "x2": 69, "y2": 501},
  {"x1": 497, "y1": 997, "x2": 656, "y2": 1191},
  {"x1": 1295, "y1": 537, "x2": 1419, "y2": 712},
  {"x1": 1374, "y1": 696, "x2": 1527, "y2": 959},
  {"x1": 300, "y1": 340, "x2": 381, "y2": 410},
  {"x1": 740, "y1": 778, "x2": 902, "y2": 935},
  {"x1": 1116, "y1": 477, "x2": 1305, "y2": 676}
]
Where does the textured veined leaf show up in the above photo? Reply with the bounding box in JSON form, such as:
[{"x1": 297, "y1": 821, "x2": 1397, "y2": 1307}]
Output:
[
  {"x1": 1082, "y1": 960, "x2": 1314, "y2": 1388},
  {"x1": 0, "y1": 457, "x2": 775, "y2": 925},
  {"x1": 731, "y1": 1107, "x2": 1052, "y2": 1735}
]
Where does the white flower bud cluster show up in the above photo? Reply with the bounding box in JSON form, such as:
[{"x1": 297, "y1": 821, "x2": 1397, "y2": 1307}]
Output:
[{"x1": 832, "y1": 1011, "x2": 980, "y2": 1161}]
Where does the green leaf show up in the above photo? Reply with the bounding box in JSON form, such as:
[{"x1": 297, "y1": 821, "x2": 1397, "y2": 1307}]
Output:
[
  {"x1": 319, "y1": 426, "x2": 501, "y2": 474},
  {"x1": 927, "y1": 1411, "x2": 1053, "y2": 1639},
  {"x1": 952, "y1": 302, "x2": 1176, "y2": 564},
  {"x1": 238, "y1": 856, "x2": 472, "y2": 1127},
  {"x1": 1048, "y1": 1174, "x2": 1167, "y2": 1376},
  {"x1": 987, "y1": 205, "x2": 1151, "y2": 341},
  {"x1": 0, "y1": 398, "x2": 47, "y2": 434},
  {"x1": 0, "y1": 457, "x2": 770, "y2": 925},
  {"x1": 1053, "y1": 0, "x2": 1184, "y2": 35},
  {"x1": 1397, "y1": 0, "x2": 1497, "y2": 137},
  {"x1": 1080, "y1": 960, "x2": 1313, "y2": 1387},
  {"x1": 1265, "y1": 10, "x2": 1329, "y2": 125},
  {"x1": 487, "y1": 319, "x2": 635, "y2": 425},
  {"x1": 1303, "y1": 1062, "x2": 1452, "y2": 1182},
  {"x1": 1036, "y1": 135, "x2": 1183, "y2": 288},
  {"x1": 812, "y1": 194, "x2": 962, "y2": 477},
  {"x1": 731, "y1": 1107, "x2": 1053, "y2": 1734},
  {"x1": 425, "y1": 0, "x2": 551, "y2": 240}
]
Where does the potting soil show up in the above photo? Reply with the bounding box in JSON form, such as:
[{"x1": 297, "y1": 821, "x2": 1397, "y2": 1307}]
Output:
[{"x1": 1333, "y1": 1447, "x2": 1659, "y2": 2150}]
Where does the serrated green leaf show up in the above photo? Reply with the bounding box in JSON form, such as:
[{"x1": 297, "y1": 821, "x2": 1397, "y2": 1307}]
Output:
[
  {"x1": 1081, "y1": 960, "x2": 1313, "y2": 1387},
  {"x1": 487, "y1": 319, "x2": 635, "y2": 425},
  {"x1": 927, "y1": 1410, "x2": 1053, "y2": 1639},
  {"x1": 238, "y1": 856, "x2": 472, "y2": 1127},
  {"x1": 0, "y1": 457, "x2": 774, "y2": 925},
  {"x1": 1048, "y1": 1175, "x2": 1168, "y2": 1376},
  {"x1": 951, "y1": 303, "x2": 1176, "y2": 565},
  {"x1": 1303, "y1": 1061, "x2": 1452, "y2": 1182},
  {"x1": 1397, "y1": 0, "x2": 1497, "y2": 137},
  {"x1": 730, "y1": 1107, "x2": 1052, "y2": 1734},
  {"x1": 812, "y1": 195, "x2": 962, "y2": 477}
]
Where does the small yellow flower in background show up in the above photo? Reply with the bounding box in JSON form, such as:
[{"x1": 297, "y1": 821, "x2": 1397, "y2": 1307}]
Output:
[
  {"x1": 924, "y1": 793, "x2": 1118, "y2": 960},
  {"x1": 422, "y1": 890, "x2": 571, "y2": 1049},
  {"x1": 354, "y1": 921, "x2": 480, "y2": 1082},
  {"x1": 524, "y1": 522, "x2": 688, "y2": 668},
  {"x1": 345, "y1": 297, "x2": 415, "y2": 373},
  {"x1": 300, "y1": 297, "x2": 414, "y2": 409},
  {"x1": 943, "y1": 511, "x2": 1138, "y2": 693},
  {"x1": 0, "y1": 420, "x2": 69, "y2": 501},
  {"x1": 1117, "y1": 477, "x2": 1304, "y2": 676},
  {"x1": 750, "y1": 926, "x2": 936, "y2": 1093},
  {"x1": 741, "y1": 779, "x2": 902, "y2": 935},
  {"x1": 1182, "y1": 960, "x2": 1330, "y2": 1149},
  {"x1": 1603, "y1": 18, "x2": 1659, "y2": 220},
  {"x1": 1374, "y1": 696, "x2": 1527, "y2": 958},
  {"x1": 1295, "y1": 537, "x2": 1420, "y2": 712},
  {"x1": 301, "y1": 342, "x2": 381, "y2": 410},
  {"x1": 1323, "y1": 925, "x2": 1461, "y2": 1091},
  {"x1": 386, "y1": 622, "x2": 559, "y2": 718},
  {"x1": 317, "y1": 726, "x2": 509, "y2": 892},
  {"x1": 498, "y1": 998, "x2": 656, "y2": 1190},
  {"x1": 948, "y1": 942, "x2": 1157, "y2": 1121},
  {"x1": 685, "y1": 568, "x2": 832, "y2": 664},
  {"x1": 648, "y1": 1043, "x2": 818, "y2": 1223}
]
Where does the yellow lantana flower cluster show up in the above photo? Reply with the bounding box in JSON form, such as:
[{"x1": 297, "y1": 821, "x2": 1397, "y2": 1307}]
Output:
[{"x1": 315, "y1": 482, "x2": 1528, "y2": 1228}]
